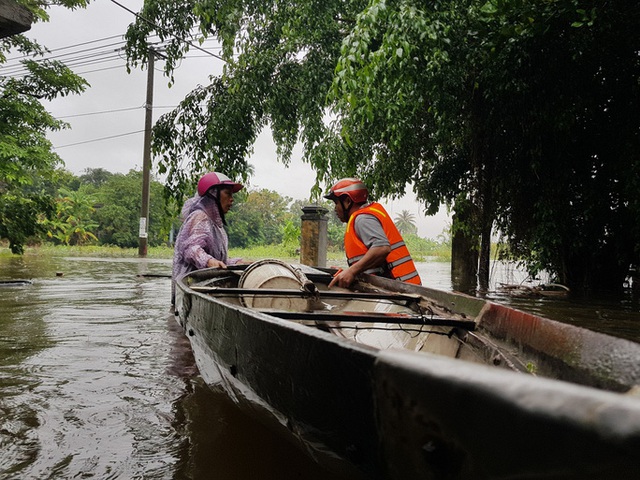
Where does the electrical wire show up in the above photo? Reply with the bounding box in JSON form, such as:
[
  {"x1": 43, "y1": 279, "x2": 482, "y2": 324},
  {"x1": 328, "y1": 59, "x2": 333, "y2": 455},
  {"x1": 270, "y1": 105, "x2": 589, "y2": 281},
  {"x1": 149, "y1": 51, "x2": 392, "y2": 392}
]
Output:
[
  {"x1": 2, "y1": 34, "x2": 125, "y2": 64},
  {"x1": 57, "y1": 105, "x2": 178, "y2": 119},
  {"x1": 1, "y1": 4, "x2": 226, "y2": 150},
  {"x1": 108, "y1": 0, "x2": 226, "y2": 63},
  {"x1": 1, "y1": 43, "x2": 128, "y2": 76},
  {"x1": 54, "y1": 130, "x2": 146, "y2": 149},
  {"x1": 57, "y1": 106, "x2": 143, "y2": 119}
]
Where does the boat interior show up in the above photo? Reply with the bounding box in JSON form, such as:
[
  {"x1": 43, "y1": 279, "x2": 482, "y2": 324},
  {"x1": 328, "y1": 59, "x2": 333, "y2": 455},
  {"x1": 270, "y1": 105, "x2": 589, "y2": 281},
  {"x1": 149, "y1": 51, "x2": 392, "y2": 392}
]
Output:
[{"x1": 182, "y1": 260, "x2": 536, "y2": 375}]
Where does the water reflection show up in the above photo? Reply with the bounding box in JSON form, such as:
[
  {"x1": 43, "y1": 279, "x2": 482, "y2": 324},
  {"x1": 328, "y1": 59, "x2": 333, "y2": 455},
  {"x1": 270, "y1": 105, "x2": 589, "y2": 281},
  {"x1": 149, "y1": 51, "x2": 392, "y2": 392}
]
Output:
[
  {"x1": 0, "y1": 255, "x2": 349, "y2": 479},
  {"x1": 1, "y1": 255, "x2": 638, "y2": 479},
  {"x1": 416, "y1": 260, "x2": 640, "y2": 343},
  {"x1": 489, "y1": 292, "x2": 640, "y2": 343}
]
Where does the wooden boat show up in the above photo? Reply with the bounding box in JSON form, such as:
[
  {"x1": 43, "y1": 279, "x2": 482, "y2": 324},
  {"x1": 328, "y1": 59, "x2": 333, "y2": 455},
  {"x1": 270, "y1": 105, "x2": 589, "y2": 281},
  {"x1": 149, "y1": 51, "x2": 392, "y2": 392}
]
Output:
[
  {"x1": 174, "y1": 259, "x2": 640, "y2": 479},
  {"x1": 0, "y1": 279, "x2": 32, "y2": 286}
]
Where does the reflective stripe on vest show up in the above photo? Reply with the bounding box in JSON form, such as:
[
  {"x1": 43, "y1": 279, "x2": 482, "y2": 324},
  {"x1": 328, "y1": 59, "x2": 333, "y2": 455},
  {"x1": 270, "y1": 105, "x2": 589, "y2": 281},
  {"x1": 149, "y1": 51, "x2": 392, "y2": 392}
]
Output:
[
  {"x1": 344, "y1": 202, "x2": 421, "y2": 285},
  {"x1": 388, "y1": 254, "x2": 413, "y2": 269}
]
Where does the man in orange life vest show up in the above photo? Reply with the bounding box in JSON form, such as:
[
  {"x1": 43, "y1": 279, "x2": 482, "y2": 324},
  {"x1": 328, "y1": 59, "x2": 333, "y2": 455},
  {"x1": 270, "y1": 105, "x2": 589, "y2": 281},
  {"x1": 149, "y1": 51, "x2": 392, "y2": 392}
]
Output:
[{"x1": 324, "y1": 178, "x2": 422, "y2": 288}]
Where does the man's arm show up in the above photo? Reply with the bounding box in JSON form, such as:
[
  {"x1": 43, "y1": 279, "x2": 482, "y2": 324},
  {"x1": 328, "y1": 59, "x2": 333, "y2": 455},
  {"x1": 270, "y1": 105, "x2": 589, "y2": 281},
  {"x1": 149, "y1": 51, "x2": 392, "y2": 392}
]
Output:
[
  {"x1": 329, "y1": 214, "x2": 390, "y2": 288},
  {"x1": 329, "y1": 244, "x2": 391, "y2": 288}
]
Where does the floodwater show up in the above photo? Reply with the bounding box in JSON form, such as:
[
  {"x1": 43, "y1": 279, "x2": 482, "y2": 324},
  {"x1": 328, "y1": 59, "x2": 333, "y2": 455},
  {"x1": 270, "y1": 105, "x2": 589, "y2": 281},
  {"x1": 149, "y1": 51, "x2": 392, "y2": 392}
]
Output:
[
  {"x1": 416, "y1": 261, "x2": 640, "y2": 343},
  {"x1": 0, "y1": 255, "x2": 347, "y2": 480},
  {"x1": 1, "y1": 255, "x2": 639, "y2": 479}
]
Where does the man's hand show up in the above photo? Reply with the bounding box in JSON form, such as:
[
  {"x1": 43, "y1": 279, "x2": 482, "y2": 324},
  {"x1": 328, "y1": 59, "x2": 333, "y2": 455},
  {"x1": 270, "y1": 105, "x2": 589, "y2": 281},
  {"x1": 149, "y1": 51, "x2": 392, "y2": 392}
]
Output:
[
  {"x1": 329, "y1": 245, "x2": 390, "y2": 288},
  {"x1": 328, "y1": 268, "x2": 357, "y2": 289}
]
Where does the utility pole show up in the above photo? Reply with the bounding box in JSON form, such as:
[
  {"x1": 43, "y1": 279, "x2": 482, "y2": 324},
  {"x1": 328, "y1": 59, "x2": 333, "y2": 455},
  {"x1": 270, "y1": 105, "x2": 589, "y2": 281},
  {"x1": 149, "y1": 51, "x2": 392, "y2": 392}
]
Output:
[{"x1": 138, "y1": 48, "x2": 155, "y2": 257}]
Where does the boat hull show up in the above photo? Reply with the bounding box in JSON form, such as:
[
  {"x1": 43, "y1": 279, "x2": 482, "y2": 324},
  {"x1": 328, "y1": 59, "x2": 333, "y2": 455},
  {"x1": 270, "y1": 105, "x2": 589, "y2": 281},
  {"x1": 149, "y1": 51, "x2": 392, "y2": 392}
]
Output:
[
  {"x1": 375, "y1": 349, "x2": 640, "y2": 479},
  {"x1": 175, "y1": 266, "x2": 640, "y2": 479},
  {"x1": 177, "y1": 282, "x2": 380, "y2": 478}
]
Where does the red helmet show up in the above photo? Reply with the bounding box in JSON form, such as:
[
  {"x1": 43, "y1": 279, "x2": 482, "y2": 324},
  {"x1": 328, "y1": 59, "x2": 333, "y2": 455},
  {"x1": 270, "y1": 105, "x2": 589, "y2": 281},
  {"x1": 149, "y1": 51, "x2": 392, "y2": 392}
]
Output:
[
  {"x1": 197, "y1": 172, "x2": 244, "y2": 196},
  {"x1": 323, "y1": 178, "x2": 368, "y2": 204}
]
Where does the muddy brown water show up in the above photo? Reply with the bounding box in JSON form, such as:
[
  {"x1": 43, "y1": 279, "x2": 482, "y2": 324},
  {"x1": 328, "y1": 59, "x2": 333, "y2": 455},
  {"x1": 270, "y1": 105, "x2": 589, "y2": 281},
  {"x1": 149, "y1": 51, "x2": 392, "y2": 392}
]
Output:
[
  {"x1": 1, "y1": 255, "x2": 638, "y2": 479},
  {"x1": 0, "y1": 256, "x2": 347, "y2": 479}
]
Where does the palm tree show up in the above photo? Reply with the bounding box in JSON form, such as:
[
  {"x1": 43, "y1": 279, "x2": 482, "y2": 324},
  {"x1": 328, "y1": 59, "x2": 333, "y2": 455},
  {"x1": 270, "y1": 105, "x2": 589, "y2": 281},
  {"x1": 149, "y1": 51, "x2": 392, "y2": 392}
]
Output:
[
  {"x1": 394, "y1": 210, "x2": 418, "y2": 235},
  {"x1": 45, "y1": 187, "x2": 98, "y2": 246}
]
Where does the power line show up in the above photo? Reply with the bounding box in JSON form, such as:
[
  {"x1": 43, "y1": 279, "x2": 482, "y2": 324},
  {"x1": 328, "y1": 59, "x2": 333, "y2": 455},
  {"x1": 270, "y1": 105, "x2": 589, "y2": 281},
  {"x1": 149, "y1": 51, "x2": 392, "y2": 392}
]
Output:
[
  {"x1": 57, "y1": 105, "x2": 178, "y2": 119},
  {"x1": 1, "y1": 43, "x2": 128, "y2": 76},
  {"x1": 109, "y1": 0, "x2": 226, "y2": 63},
  {"x1": 2, "y1": 34, "x2": 126, "y2": 63},
  {"x1": 32, "y1": 40, "x2": 126, "y2": 64},
  {"x1": 74, "y1": 64, "x2": 129, "y2": 75},
  {"x1": 54, "y1": 130, "x2": 145, "y2": 149},
  {"x1": 57, "y1": 106, "x2": 143, "y2": 119},
  {"x1": 1, "y1": 4, "x2": 225, "y2": 150},
  {"x1": 1, "y1": 31, "x2": 169, "y2": 76}
]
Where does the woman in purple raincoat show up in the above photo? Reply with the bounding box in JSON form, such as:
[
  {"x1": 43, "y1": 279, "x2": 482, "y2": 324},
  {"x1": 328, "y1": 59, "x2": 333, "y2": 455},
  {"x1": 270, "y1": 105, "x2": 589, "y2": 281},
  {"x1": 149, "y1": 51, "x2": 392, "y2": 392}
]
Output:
[{"x1": 171, "y1": 172, "x2": 243, "y2": 304}]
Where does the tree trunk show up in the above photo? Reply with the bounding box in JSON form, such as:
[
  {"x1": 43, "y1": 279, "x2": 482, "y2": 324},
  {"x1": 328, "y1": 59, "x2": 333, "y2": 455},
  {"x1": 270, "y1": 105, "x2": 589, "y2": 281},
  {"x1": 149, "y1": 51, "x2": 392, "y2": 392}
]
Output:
[
  {"x1": 477, "y1": 168, "x2": 493, "y2": 293},
  {"x1": 478, "y1": 223, "x2": 491, "y2": 292},
  {"x1": 451, "y1": 209, "x2": 478, "y2": 293}
]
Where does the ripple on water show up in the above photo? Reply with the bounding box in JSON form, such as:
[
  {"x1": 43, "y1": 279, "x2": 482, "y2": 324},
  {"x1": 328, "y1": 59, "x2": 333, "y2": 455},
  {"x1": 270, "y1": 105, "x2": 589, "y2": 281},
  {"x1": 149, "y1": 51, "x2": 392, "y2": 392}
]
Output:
[
  {"x1": 0, "y1": 257, "x2": 185, "y2": 479},
  {"x1": 4, "y1": 256, "x2": 634, "y2": 479}
]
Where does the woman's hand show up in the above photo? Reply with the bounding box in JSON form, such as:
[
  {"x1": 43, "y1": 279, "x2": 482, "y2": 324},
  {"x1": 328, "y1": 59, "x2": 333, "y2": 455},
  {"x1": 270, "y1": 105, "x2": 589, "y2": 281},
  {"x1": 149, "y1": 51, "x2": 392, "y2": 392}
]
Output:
[{"x1": 207, "y1": 258, "x2": 227, "y2": 269}]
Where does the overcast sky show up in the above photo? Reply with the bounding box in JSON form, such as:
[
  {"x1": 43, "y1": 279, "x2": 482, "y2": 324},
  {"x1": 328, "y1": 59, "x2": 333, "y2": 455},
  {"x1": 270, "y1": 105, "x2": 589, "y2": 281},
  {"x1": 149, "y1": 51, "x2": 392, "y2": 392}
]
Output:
[{"x1": 24, "y1": 1, "x2": 450, "y2": 238}]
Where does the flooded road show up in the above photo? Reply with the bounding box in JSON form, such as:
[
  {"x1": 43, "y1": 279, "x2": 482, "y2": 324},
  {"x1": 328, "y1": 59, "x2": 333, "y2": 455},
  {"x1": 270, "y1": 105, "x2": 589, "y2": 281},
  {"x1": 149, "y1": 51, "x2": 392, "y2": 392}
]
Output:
[
  {"x1": 1, "y1": 255, "x2": 639, "y2": 479},
  {"x1": 0, "y1": 255, "x2": 343, "y2": 479}
]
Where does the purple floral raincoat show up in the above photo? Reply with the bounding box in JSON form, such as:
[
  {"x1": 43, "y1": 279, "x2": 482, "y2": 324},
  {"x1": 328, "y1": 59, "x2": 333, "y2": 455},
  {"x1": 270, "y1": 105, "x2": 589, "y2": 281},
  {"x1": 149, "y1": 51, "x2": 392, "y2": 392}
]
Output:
[{"x1": 171, "y1": 191, "x2": 238, "y2": 303}]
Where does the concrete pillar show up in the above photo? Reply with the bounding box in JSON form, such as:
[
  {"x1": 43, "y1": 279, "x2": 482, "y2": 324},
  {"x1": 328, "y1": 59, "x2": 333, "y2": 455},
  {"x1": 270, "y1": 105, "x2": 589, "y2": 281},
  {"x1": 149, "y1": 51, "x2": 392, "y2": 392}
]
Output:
[{"x1": 300, "y1": 205, "x2": 328, "y2": 267}]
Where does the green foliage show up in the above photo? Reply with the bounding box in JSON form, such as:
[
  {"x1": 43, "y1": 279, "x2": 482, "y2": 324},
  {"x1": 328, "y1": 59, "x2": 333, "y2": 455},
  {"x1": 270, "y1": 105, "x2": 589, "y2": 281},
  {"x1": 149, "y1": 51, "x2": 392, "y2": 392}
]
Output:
[
  {"x1": 12, "y1": 238, "x2": 454, "y2": 263},
  {"x1": 124, "y1": 0, "x2": 367, "y2": 199},
  {"x1": 475, "y1": 0, "x2": 640, "y2": 290},
  {"x1": 403, "y1": 233, "x2": 450, "y2": 262},
  {"x1": 328, "y1": 0, "x2": 640, "y2": 289},
  {"x1": 44, "y1": 186, "x2": 98, "y2": 245},
  {"x1": 226, "y1": 188, "x2": 296, "y2": 247},
  {"x1": 12, "y1": 243, "x2": 175, "y2": 259},
  {"x1": 92, "y1": 170, "x2": 171, "y2": 248},
  {"x1": 281, "y1": 219, "x2": 301, "y2": 257},
  {"x1": 123, "y1": 0, "x2": 640, "y2": 291},
  {"x1": 16, "y1": 0, "x2": 89, "y2": 22},
  {"x1": 394, "y1": 210, "x2": 418, "y2": 236},
  {"x1": 0, "y1": 1, "x2": 90, "y2": 254},
  {"x1": 0, "y1": 190, "x2": 53, "y2": 254},
  {"x1": 78, "y1": 168, "x2": 114, "y2": 188},
  {"x1": 52, "y1": 168, "x2": 82, "y2": 191}
]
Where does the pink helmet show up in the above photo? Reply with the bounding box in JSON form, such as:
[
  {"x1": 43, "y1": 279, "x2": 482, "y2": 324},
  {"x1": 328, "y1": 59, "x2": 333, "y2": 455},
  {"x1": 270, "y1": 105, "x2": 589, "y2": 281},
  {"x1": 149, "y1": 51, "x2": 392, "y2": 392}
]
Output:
[
  {"x1": 197, "y1": 172, "x2": 244, "y2": 196},
  {"x1": 323, "y1": 178, "x2": 368, "y2": 204}
]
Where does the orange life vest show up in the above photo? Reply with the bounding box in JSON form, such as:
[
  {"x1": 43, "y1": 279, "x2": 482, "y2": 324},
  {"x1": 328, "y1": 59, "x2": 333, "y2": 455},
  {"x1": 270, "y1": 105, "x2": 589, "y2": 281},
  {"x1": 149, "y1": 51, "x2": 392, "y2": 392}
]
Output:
[{"x1": 344, "y1": 203, "x2": 422, "y2": 285}]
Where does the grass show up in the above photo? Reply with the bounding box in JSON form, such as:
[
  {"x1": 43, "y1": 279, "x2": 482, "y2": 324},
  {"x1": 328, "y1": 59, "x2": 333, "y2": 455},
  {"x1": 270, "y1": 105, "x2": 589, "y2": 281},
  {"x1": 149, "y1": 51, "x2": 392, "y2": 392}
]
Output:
[
  {"x1": 4, "y1": 244, "x2": 176, "y2": 259},
  {"x1": 2, "y1": 241, "x2": 451, "y2": 263}
]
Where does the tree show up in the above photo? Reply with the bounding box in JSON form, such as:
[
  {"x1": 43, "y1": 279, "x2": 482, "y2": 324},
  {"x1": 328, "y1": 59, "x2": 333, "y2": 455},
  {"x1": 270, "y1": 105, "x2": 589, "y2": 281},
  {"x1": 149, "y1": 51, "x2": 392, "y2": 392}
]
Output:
[
  {"x1": 331, "y1": 0, "x2": 640, "y2": 291},
  {"x1": 45, "y1": 187, "x2": 98, "y2": 246},
  {"x1": 226, "y1": 188, "x2": 295, "y2": 247},
  {"x1": 124, "y1": 0, "x2": 367, "y2": 199},
  {"x1": 92, "y1": 170, "x2": 170, "y2": 247},
  {"x1": 482, "y1": 2, "x2": 640, "y2": 292},
  {"x1": 125, "y1": 0, "x2": 640, "y2": 293},
  {"x1": 79, "y1": 168, "x2": 114, "y2": 188},
  {"x1": 394, "y1": 210, "x2": 417, "y2": 236},
  {"x1": 0, "y1": 1, "x2": 90, "y2": 253}
]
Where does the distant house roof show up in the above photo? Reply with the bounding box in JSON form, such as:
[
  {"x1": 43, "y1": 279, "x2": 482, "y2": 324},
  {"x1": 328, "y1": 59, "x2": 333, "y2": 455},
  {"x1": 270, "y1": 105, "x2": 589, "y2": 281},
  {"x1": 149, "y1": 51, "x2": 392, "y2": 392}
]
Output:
[{"x1": 0, "y1": 0, "x2": 33, "y2": 39}]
